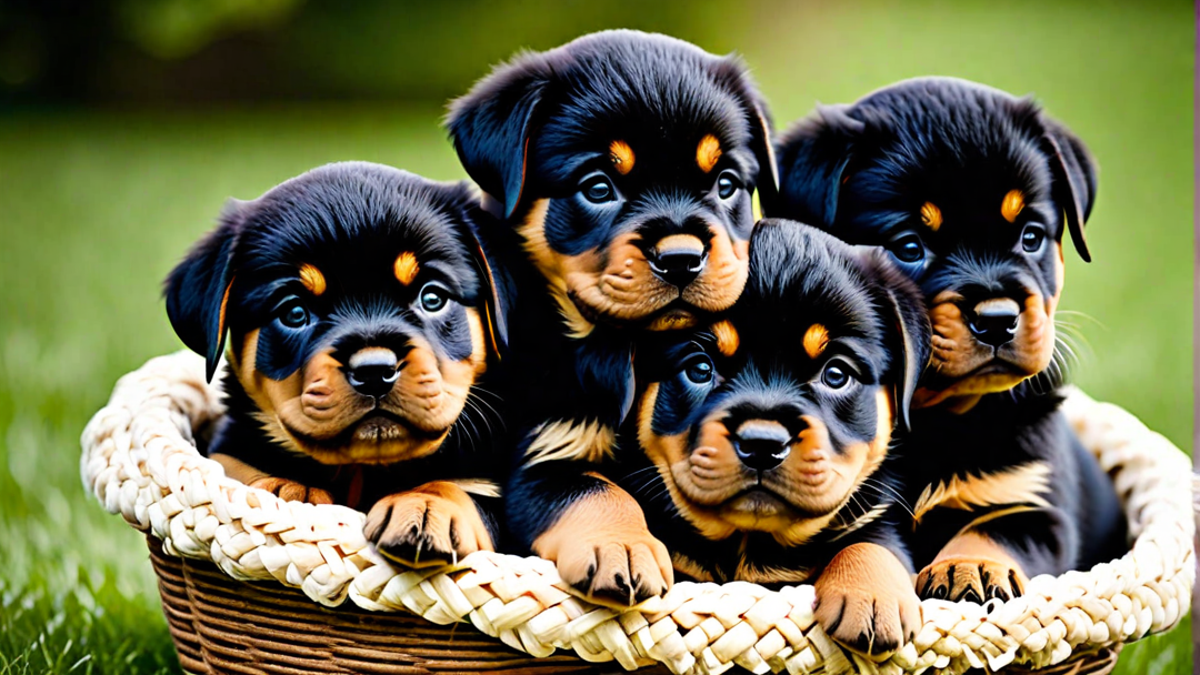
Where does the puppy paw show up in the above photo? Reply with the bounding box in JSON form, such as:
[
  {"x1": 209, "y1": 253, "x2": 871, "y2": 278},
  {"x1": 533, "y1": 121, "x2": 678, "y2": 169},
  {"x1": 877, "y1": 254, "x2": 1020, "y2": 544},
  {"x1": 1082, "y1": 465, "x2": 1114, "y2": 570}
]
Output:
[
  {"x1": 554, "y1": 530, "x2": 673, "y2": 607},
  {"x1": 814, "y1": 543, "x2": 921, "y2": 659},
  {"x1": 249, "y1": 476, "x2": 334, "y2": 505},
  {"x1": 917, "y1": 556, "x2": 1027, "y2": 603},
  {"x1": 532, "y1": 476, "x2": 673, "y2": 607},
  {"x1": 364, "y1": 481, "x2": 493, "y2": 568}
]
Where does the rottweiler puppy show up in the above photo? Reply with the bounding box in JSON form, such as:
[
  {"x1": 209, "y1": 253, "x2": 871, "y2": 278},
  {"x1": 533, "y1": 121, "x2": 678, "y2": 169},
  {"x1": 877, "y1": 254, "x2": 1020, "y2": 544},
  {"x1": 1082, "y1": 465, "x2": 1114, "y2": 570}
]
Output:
[
  {"x1": 770, "y1": 77, "x2": 1127, "y2": 603},
  {"x1": 164, "y1": 162, "x2": 509, "y2": 568},
  {"x1": 446, "y1": 30, "x2": 777, "y2": 605},
  {"x1": 618, "y1": 220, "x2": 930, "y2": 657}
]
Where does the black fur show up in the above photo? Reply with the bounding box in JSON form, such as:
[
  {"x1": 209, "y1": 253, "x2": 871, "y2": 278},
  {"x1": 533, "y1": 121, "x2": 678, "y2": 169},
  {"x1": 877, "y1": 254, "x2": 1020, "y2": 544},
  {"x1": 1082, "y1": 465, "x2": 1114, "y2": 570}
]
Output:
[
  {"x1": 446, "y1": 30, "x2": 777, "y2": 557},
  {"x1": 770, "y1": 77, "x2": 1126, "y2": 587},
  {"x1": 164, "y1": 162, "x2": 507, "y2": 527},
  {"x1": 617, "y1": 220, "x2": 931, "y2": 583}
]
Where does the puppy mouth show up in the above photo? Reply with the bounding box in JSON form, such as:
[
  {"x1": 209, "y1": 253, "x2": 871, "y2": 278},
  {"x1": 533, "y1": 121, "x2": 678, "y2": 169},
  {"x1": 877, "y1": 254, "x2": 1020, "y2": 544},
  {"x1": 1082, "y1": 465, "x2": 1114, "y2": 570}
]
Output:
[{"x1": 351, "y1": 409, "x2": 447, "y2": 442}]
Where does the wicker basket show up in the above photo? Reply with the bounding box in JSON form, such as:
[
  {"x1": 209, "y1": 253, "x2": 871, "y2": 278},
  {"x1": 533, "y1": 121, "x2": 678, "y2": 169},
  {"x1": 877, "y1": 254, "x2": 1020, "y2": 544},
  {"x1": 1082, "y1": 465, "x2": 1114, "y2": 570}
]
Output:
[{"x1": 81, "y1": 352, "x2": 1193, "y2": 675}]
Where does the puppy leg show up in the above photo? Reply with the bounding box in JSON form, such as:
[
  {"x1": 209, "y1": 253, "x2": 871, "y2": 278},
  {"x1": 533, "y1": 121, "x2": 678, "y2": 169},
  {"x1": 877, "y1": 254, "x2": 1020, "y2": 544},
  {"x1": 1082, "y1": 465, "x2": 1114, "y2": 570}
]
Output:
[
  {"x1": 365, "y1": 481, "x2": 495, "y2": 568},
  {"x1": 213, "y1": 452, "x2": 334, "y2": 505},
  {"x1": 529, "y1": 472, "x2": 673, "y2": 608},
  {"x1": 814, "y1": 542, "x2": 921, "y2": 659},
  {"x1": 916, "y1": 530, "x2": 1029, "y2": 603}
]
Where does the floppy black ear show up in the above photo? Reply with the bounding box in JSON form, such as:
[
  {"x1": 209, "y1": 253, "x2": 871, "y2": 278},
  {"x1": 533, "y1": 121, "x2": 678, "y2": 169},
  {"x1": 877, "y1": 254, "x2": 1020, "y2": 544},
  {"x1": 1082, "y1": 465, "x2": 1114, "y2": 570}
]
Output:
[
  {"x1": 772, "y1": 104, "x2": 864, "y2": 227},
  {"x1": 450, "y1": 183, "x2": 510, "y2": 356},
  {"x1": 164, "y1": 202, "x2": 245, "y2": 382},
  {"x1": 1041, "y1": 117, "x2": 1097, "y2": 262},
  {"x1": 853, "y1": 248, "x2": 930, "y2": 430},
  {"x1": 446, "y1": 55, "x2": 550, "y2": 219}
]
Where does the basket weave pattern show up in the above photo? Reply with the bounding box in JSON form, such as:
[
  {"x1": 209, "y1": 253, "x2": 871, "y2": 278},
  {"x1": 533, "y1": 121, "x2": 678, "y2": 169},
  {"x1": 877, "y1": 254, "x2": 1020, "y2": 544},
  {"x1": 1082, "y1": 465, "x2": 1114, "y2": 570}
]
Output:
[{"x1": 81, "y1": 352, "x2": 1194, "y2": 674}]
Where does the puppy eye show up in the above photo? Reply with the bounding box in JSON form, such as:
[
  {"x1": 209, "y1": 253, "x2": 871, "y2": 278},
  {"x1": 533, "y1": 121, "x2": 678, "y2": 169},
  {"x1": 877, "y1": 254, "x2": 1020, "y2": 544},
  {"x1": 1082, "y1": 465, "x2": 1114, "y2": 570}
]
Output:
[
  {"x1": 1021, "y1": 224, "x2": 1046, "y2": 253},
  {"x1": 581, "y1": 173, "x2": 616, "y2": 204},
  {"x1": 716, "y1": 171, "x2": 740, "y2": 200},
  {"x1": 889, "y1": 233, "x2": 924, "y2": 264},
  {"x1": 820, "y1": 360, "x2": 853, "y2": 389},
  {"x1": 683, "y1": 355, "x2": 714, "y2": 384},
  {"x1": 418, "y1": 282, "x2": 451, "y2": 314},
  {"x1": 278, "y1": 301, "x2": 310, "y2": 329}
]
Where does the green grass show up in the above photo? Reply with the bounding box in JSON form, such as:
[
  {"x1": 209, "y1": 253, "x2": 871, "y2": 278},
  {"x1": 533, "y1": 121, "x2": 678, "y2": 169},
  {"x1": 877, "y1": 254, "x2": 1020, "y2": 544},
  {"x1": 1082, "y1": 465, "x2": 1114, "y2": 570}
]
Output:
[{"x1": 0, "y1": 1, "x2": 1191, "y2": 673}]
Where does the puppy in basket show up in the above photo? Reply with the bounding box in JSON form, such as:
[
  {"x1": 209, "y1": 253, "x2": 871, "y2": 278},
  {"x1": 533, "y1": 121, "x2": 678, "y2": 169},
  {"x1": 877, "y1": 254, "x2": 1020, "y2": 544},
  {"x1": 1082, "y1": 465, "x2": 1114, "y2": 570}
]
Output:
[
  {"x1": 619, "y1": 220, "x2": 930, "y2": 657},
  {"x1": 164, "y1": 162, "x2": 508, "y2": 568}
]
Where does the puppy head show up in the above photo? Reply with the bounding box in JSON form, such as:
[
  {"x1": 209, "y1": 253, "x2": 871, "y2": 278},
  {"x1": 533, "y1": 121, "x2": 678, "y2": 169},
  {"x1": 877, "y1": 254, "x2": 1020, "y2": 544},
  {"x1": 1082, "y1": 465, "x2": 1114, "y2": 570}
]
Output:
[
  {"x1": 633, "y1": 220, "x2": 928, "y2": 546},
  {"x1": 771, "y1": 77, "x2": 1096, "y2": 406},
  {"x1": 165, "y1": 162, "x2": 506, "y2": 465},
  {"x1": 447, "y1": 30, "x2": 778, "y2": 334}
]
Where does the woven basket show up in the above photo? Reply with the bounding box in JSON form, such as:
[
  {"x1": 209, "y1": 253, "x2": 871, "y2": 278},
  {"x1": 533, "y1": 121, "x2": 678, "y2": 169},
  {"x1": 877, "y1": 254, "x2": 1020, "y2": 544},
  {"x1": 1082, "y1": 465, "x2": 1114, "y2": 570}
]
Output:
[{"x1": 81, "y1": 352, "x2": 1193, "y2": 675}]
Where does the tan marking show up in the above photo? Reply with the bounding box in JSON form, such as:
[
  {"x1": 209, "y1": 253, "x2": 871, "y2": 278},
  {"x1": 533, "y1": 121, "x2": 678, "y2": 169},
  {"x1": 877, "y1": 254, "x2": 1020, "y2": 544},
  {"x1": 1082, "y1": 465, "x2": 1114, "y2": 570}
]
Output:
[
  {"x1": 217, "y1": 279, "x2": 234, "y2": 339},
  {"x1": 393, "y1": 252, "x2": 420, "y2": 285},
  {"x1": 609, "y1": 140, "x2": 635, "y2": 175},
  {"x1": 211, "y1": 453, "x2": 270, "y2": 486},
  {"x1": 920, "y1": 202, "x2": 942, "y2": 231},
  {"x1": 464, "y1": 307, "x2": 488, "y2": 375},
  {"x1": 735, "y1": 561, "x2": 814, "y2": 585},
  {"x1": 696, "y1": 134, "x2": 722, "y2": 173},
  {"x1": 711, "y1": 320, "x2": 739, "y2": 357},
  {"x1": 911, "y1": 460, "x2": 1052, "y2": 523},
  {"x1": 646, "y1": 311, "x2": 699, "y2": 332},
  {"x1": 365, "y1": 481, "x2": 494, "y2": 567},
  {"x1": 671, "y1": 552, "x2": 716, "y2": 583},
  {"x1": 1001, "y1": 189, "x2": 1025, "y2": 223},
  {"x1": 247, "y1": 476, "x2": 334, "y2": 505},
  {"x1": 532, "y1": 473, "x2": 672, "y2": 607},
  {"x1": 523, "y1": 419, "x2": 616, "y2": 466},
  {"x1": 803, "y1": 323, "x2": 830, "y2": 359},
  {"x1": 298, "y1": 264, "x2": 326, "y2": 296},
  {"x1": 444, "y1": 478, "x2": 502, "y2": 499},
  {"x1": 814, "y1": 542, "x2": 922, "y2": 657}
]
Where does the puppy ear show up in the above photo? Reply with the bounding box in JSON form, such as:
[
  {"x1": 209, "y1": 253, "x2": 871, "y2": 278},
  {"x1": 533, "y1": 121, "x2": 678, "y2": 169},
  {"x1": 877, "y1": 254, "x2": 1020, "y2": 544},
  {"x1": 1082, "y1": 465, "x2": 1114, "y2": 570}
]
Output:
[
  {"x1": 853, "y1": 248, "x2": 930, "y2": 430},
  {"x1": 446, "y1": 56, "x2": 550, "y2": 219},
  {"x1": 773, "y1": 104, "x2": 863, "y2": 226},
  {"x1": 164, "y1": 200, "x2": 245, "y2": 382},
  {"x1": 1041, "y1": 117, "x2": 1097, "y2": 262},
  {"x1": 453, "y1": 184, "x2": 510, "y2": 356}
]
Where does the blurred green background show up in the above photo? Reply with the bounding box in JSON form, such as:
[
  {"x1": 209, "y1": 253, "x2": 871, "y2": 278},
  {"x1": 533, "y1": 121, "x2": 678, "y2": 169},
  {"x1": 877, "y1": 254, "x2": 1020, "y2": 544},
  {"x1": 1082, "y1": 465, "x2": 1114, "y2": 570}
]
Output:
[{"x1": 0, "y1": 0, "x2": 1191, "y2": 673}]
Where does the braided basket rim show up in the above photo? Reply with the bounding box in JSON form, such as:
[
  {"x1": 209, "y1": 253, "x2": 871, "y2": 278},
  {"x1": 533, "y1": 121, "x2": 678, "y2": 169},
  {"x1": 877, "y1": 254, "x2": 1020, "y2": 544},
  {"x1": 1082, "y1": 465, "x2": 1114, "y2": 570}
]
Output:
[{"x1": 80, "y1": 351, "x2": 1194, "y2": 675}]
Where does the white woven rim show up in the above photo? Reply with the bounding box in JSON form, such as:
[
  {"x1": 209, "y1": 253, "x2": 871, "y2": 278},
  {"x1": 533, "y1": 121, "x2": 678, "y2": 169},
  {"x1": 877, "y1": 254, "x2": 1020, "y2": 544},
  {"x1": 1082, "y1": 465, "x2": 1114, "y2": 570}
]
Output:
[{"x1": 81, "y1": 351, "x2": 1194, "y2": 675}]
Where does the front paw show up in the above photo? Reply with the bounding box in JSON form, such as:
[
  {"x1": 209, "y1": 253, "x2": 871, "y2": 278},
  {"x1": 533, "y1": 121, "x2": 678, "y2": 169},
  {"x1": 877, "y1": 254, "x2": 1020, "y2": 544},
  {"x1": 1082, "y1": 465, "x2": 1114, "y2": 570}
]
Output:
[
  {"x1": 249, "y1": 476, "x2": 334, "y2": 505},
  {"x1": 814, "y1": 543, "x2": 921, "y2": 658},
  {"x1": 916, "y1": 556, "x2": 1027, "y2": 603},
  {"x1": 553, "y1": 530, "x2": 673, "y2": 607},
  {"x1": 364, "y1": 482, "x2": 493, "y2": 568}
]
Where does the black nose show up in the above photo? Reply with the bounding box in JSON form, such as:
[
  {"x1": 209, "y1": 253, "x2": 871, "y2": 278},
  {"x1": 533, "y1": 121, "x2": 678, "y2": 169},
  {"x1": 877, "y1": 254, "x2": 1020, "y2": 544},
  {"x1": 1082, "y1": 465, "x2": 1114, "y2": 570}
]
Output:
[
  {"x1": 732, "y1": 420, "x2": 793, "y2": 472},
  {"x1": 648, "y1": 234, "x2": 706, "y2": 288},
  {"x1": 968, "y1": 298, "x2": 1020, "y2": 348},
  {"x1": 345, "y1": 348, "x2": 400, "y2": 399}
]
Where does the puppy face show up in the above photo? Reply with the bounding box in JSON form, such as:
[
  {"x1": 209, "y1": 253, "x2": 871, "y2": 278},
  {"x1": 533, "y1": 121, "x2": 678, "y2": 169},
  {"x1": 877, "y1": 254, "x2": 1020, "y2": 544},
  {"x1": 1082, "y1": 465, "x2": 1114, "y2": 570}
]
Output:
[
  {"x1": 633, "y1": 221, "x2": 928, "y2": 546},
  {"x1": 772, "y1": 77, "x2": 1096, "y2": 406},
  {"x1": 448, "y1": 30, "x2": 778, "y2": 335},
  {"x1": 166, "y1": 162, "x2": 505, "y2": 465}
]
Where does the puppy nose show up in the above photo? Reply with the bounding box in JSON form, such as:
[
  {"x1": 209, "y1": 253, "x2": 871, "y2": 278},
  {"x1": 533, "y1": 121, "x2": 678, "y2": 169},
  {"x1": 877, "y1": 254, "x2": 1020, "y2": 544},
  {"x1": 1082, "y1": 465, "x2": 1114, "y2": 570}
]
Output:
[
  {"x1": 732, "y1": 419, "x2": 792, "y2": 472},
  {"x1": 346, "y1": 347, "x2": 400, "y2": 399},
  {"x1": 648, "y1": 234, "x2": 706, "y2": 288},
  {"x1": 968, "y1": 298, "x2": 1021, "y2": 347}
]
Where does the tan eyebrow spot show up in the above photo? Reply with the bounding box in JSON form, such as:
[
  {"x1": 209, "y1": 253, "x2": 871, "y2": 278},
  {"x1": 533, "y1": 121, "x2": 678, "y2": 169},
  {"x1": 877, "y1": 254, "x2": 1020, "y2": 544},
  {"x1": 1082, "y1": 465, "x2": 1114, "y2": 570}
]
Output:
[
  {"x1": 711, "y1": 320, "x2": 740, "y2": 357},
  {"x1": 696, "y1": 134, "x2": 722, "y2": 173},
  {"x1": 920, "y1": 202, "x2": 942, "y2": 231},
  {"x1": 609, "y1": 140, "x2": 635, "y2": 175},
  {"x1": 803, "y1": 324, "x2": 829, "y2": 359},
  {"x1": 394, "y1": 252, "x2": 420, "y2": 285},
  {"x1": 298, "y1": 264, "x2": 326, "y2": 296},
  {"x1": 1001, "y1": 189, "x2": 1025, "y2": 223}
]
